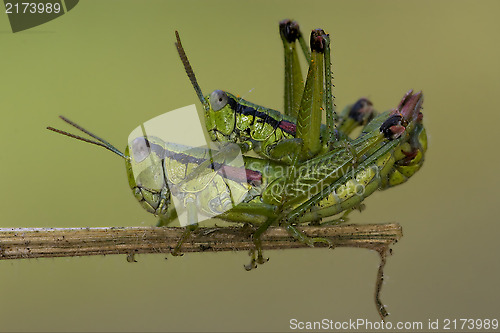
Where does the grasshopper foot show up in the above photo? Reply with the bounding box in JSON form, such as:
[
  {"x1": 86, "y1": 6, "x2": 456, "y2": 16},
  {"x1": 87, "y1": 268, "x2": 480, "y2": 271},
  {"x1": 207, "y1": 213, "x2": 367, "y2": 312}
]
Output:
[
  {"x1": 244, "y1": 261, "x2": 257, "y2": 271},
  {"x1": 244, "y1": 256, "x2": 258, "y2": 271},
  {"x1": 126, "y1": 253, "x2": 137, "y2": 263},
  {"x1": 244, "y1": 248, "x2": 269, "y2": 271},
  {"x1": 244, "y1": 250, "x2": 258, "y2": 271},
  {"x1": 257, "y1": 254, "x2": 269, "y2": 265}
]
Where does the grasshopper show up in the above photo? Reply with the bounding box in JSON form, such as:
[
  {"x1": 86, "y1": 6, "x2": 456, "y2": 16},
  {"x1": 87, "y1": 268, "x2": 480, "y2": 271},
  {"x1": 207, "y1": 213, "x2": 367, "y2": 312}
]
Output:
[
  {"x1": 175, "y1": 20, "x2": 377, "y2": 166},
  {"x1": 47, "y1": 19, "x2": 427, "y2": 264},
  {"x1": 47, "y1": 88, "x2": 426, "y2": 264}
]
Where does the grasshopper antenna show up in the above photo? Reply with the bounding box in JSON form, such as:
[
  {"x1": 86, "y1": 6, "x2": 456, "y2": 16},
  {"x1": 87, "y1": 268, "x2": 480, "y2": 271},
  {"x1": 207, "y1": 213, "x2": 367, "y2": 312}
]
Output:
[
  {"x1": 47, "y1": 116, "x2": 128, "y2": 160},
  {"x1": 175, "y1": 30, "x2": 208, "y2": 108}
]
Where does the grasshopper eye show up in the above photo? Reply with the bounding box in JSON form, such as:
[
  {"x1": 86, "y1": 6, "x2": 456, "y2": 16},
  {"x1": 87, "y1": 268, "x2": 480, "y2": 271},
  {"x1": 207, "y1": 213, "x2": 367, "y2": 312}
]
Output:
[
  {"x1": 131, "y1": 137, "x2": 151, "y2": 163},
  {"x1": 210, "y1": 90, "x2": 228, "y2": 111}
]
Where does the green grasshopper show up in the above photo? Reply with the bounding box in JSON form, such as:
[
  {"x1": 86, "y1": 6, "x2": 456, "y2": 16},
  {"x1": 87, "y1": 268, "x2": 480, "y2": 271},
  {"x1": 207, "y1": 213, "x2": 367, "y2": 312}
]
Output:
[
  {"x1": 47, "y1": 88, "x2": 426, "y2": 265},
  {"x1": 175, "y1": 20, "x2": 377, "y2": 166},
  {"x1": 47, "y1": 19, "x2": 427, "y2": 265}
]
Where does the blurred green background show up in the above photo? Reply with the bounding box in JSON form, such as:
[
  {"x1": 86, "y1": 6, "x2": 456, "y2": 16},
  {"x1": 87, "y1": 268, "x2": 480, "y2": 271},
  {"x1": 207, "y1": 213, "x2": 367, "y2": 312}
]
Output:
[{"x1": 1, "y1": 0, "x2": 499, "y2": 332}]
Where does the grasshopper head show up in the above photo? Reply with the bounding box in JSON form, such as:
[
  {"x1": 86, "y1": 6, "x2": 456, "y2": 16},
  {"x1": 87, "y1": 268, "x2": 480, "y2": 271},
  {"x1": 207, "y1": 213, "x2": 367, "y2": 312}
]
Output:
[
  {"x1": 204, "y1": 90, "x2": 237, "y2": 142},
  {"x1": 125, "y1": 136, "x2": 171, "y2": 216}
]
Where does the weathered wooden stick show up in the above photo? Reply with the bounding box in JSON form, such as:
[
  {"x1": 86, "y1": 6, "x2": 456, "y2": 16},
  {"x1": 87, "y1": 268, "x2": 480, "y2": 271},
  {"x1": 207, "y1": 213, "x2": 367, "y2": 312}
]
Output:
[{"x1": 0, "y1": 223, "x2": 401, "y2": 260}]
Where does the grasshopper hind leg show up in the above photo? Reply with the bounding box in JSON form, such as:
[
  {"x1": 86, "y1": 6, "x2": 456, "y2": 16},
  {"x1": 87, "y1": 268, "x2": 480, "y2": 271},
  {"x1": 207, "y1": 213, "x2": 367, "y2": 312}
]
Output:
[{"x1": 280, "y1": 19, "x2": 309, "y2": 119}]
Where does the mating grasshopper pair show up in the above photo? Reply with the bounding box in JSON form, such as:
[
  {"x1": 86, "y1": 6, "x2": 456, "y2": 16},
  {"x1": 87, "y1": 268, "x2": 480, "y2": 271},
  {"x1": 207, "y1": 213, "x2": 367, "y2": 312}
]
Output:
[{"x1": 47, "y1": 20, "x2": 427, "y2": 270}]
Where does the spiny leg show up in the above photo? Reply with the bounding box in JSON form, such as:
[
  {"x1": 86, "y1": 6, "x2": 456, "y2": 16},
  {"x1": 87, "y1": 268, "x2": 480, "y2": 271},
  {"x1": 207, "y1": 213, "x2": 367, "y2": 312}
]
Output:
[
  {"x1": 279, "y1": 23, "x2": 328, "y2": 160},
  {"x1": 287, "y1": 27, "x2": 338, "y2": 149},
  {"x1": 280, "y1": 19, "x2": 309, "y2": 119},
  {"x1": 296, "y1": 29, "x2": 327, "y2": 160},
  {"x1": 322, "y1": 32, "x2": 338, "y2": 146}
]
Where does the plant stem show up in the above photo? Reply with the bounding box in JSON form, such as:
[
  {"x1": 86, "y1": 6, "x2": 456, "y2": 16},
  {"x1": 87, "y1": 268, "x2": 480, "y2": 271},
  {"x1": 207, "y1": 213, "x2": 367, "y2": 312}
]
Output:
[{"x1": 0, "y1": 223, "x2": 401, "y2": 260}]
